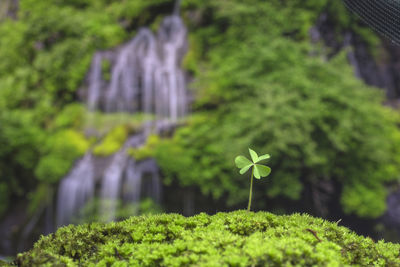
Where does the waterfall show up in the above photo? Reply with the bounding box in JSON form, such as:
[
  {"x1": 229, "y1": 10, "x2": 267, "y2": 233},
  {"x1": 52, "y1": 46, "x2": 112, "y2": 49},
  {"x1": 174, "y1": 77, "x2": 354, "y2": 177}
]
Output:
[
  {"x1": 99, "y1": 150, "x2": 128, "y2": 222},
  {"x1": 343, "y1": 32, "x2": 362, "y2": 79},
  {"x1": 124, "y1": 159, "x2": 142, "y2": 203},
  {"x1": 99, "y1": 134, "x2": 146, "y2": 221},
  {"x1": 97, "y1": 134, "x2": 163, "y2": 222},
  {"x1": 56, "y1": 154, "x2": 94, "y2": 227},
  {"x1": 86, "y1": 15, "x2": 187, "y2": 121},
  {"x1": 124, "y1": 158, "x2": 161, "y2": 203},
  {"x1": 56, "y1": 13, "x2": 187, "y2": 226}
]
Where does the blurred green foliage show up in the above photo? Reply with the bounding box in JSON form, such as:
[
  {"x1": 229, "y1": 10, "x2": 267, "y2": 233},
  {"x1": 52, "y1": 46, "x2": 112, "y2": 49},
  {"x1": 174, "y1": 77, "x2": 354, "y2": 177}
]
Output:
[
  {"x1": 0, "y1": 0, "x2": 398, "y2": 222},
  {"x1": 93, "y1": 125, "x2": 128, "y2": 156},
  {"x1": 0, "y1": 110, "x2": 44, "y2": 216},
  {"x1": 0, "y1": 0, "x2": 175, "y2": 218},
  {"x1": 155, "y1": 0, "x2": 400, "y2": 218},
  {"x1": 15, "y1": 211, "x2": 400, "y2": 266},
  {"x1": 34, "y1": 130, "x2": 90, "y2": 183},
  {"x1": 27, "y1": 183, "x2": 52, "y2": 216},
  {"x1": 128, "y1": 135, "x2": 161, "y2": 161}
]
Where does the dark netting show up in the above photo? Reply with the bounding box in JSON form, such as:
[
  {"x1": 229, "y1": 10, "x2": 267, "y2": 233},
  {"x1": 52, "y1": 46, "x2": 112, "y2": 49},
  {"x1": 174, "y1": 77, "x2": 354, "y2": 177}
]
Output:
[{"x1": 342, "y1": 0, "x2": 400, "y2": 45}]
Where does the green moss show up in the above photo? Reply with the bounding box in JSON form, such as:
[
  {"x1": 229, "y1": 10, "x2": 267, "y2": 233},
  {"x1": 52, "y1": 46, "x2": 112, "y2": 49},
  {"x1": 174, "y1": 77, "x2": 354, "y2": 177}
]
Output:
[
  {"x1": 15, "y1": 211, "x2": 400, "y2": 266},
  {"x1": 0, "y1": 259, "x2": 11, "y2": 267},
  {"x1": 128, "y1": 134, "x2": 160, "y2": 160},
  {"x1": 93, "y1": 125, "x2": 129, "y2": 156},
  {"x1": 83, "y1": 112, "x2": 148, "y2": 137}
]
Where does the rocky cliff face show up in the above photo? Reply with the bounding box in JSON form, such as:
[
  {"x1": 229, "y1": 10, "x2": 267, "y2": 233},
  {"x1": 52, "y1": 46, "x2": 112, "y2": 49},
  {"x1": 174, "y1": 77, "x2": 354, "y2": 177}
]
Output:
[
  {"x1": 313, "y1": 12, "x2": 400, "y2": 104},
  {"x1": 0, "y1": 0, "x2": 18, "y2": 20},
  {"x1": 313, "y1": 10, "x2": 400, "y2": 237}
]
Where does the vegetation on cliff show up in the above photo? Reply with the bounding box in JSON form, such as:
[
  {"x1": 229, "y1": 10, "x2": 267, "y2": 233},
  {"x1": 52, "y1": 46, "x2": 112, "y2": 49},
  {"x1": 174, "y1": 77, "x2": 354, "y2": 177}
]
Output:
[{"x1": 0, "y1": 0, "x2": 174, "y2": 218}]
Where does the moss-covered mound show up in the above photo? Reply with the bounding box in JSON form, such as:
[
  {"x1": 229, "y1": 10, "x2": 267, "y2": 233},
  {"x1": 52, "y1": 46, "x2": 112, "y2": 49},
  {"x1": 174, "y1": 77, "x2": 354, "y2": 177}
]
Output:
[
  {"x1": 0, "y1": 260, "x2": 10, "y2": 267},
  {"x1": 14, "y1": 211, "x2": 400, "y2": 266}
]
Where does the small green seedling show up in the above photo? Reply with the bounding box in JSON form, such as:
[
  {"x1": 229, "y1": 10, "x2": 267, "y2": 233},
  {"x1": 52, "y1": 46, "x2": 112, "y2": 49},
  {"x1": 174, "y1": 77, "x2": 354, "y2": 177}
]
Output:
[{"x1": 235, "y1": 148, "x2": 271, "y2": 211}]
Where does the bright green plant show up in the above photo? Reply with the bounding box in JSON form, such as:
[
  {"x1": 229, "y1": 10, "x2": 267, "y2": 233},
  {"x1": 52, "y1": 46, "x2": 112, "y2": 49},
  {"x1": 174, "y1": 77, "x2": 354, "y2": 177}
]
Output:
[{"x1": 235, "y1": 148, "x2": 271, "y2": 211}]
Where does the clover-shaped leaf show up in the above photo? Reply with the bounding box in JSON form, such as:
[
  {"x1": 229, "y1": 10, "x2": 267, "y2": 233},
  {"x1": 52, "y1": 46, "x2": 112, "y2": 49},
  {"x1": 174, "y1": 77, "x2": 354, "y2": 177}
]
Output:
[
  {"x1": 235, "y1": 148, "x2": 271, "y2": 179},
  {"x1": 254, "y1": 164, "x2": 271, "y2": 178},
  {"x1": 249, "y1": 148, "x2": 258, "y2": 163}
]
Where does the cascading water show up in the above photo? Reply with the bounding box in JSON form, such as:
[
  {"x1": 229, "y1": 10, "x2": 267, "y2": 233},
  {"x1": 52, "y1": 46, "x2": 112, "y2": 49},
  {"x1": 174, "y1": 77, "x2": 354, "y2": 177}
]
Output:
[
  {"x1": 86, "y1": 16, "x2": 187, "y2": 120},
  {"x1": 99, "y1": 148, "x2": 129, "y2": 222},
  {"x1": 56, "y1": 12, "x2": 187, "y2": 226},
  {"x1": 99, "y1": 135, "x2": 146, "y2": 222},
  {"x1": 56, "y1": 154, "x2": 95, "y2": 227},
  {"x1": 125, "y1": 158, "x2": 161, "y2": 204}
]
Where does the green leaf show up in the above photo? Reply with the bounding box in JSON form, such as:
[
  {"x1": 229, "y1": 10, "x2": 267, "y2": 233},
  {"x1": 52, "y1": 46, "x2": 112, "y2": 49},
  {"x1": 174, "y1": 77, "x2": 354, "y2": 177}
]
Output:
[
  {"x1": 257, "y1": 154, "x2": 270, "y2": 162},
  {"x1": 235, "y1": 155, "x2": 252, "y2": 168},
  {"x1": 249, "y1": 148, "x2": 258, "y2": 163},
  {"x1": 253, "y1": 165, "x2": 261, "y2": 179},
  {"x1": 254, "y1": 164, "x2": 271, "y2": 178},
  {"x1": 240, "y1": 164, "x2": 253, "y2": 175}
]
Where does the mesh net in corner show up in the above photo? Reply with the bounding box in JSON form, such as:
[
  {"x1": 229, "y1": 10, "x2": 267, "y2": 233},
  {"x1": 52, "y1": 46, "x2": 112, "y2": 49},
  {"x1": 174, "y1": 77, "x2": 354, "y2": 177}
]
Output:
[{"x1": 342, "y1": 0, "x2": 400, "y2": 45}]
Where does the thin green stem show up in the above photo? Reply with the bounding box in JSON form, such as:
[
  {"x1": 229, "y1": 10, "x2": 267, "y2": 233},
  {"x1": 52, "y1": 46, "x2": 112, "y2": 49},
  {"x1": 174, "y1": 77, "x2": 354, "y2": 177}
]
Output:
[{"x1": 247, "y1": 167, "x2": 254, "y2": 211}]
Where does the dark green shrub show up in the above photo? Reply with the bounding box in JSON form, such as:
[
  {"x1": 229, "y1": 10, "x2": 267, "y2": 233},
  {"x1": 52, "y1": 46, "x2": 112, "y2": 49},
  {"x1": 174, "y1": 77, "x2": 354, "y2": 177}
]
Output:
[
  {"x1": 156, "y1": 47, "x2": 400, "y2": 218},
  {"x1": 155, "y1": 1, "x2": 400, "y2": 218},
  {"x1": 34, "y1": 130, "x2": 90, "y2": 183},
  {"x1": 15, "y1": 211, "x2": 400, "y2": 266}
]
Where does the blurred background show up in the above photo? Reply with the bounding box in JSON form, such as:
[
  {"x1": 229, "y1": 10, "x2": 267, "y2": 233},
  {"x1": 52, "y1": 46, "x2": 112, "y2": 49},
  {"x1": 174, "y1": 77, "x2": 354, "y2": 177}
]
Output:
[{"x1": 2, "y1": 0, "x2": 400, "y2": 259}]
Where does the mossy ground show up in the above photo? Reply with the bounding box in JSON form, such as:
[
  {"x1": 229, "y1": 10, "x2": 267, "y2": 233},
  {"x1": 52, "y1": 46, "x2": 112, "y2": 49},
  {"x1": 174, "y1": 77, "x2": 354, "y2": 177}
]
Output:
[{"x1": 12, "y1": 211, "x2": 400, "y2": 266}]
